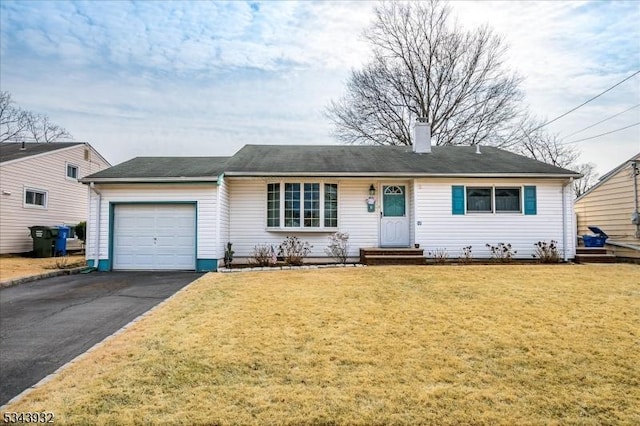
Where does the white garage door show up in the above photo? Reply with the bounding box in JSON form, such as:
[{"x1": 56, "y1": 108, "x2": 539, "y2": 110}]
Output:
[{"x1": 113, "y1": 204, "x2": 196, "y2": 270}]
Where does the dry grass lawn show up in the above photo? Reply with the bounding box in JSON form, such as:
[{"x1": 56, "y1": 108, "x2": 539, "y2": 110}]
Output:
[
  {"x1": 0, "y1": 254, "x2": 86, "y2": 282},
  {"x1": 4, "y1": 265, "x2": 639, "y2": 425}
]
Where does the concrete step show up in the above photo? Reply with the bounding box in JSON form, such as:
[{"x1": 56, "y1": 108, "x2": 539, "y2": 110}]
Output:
[
  {"x1": 364, "y1": 255, "x2": 426, "y2": 266},
  {"x1": 574, "y1": 254, "x2": 616, "y2": 264},
  {"x1": 576, "y1": 247, "x2": 608, "y2": 255},
  {"x1": 360, "y1": 248, "x2": 424, "y2": 256}
]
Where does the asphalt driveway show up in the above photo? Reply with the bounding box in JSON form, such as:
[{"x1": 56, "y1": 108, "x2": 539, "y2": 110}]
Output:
[{"x1": 0, "y1": 271, "x2": 203, "y2": 406}]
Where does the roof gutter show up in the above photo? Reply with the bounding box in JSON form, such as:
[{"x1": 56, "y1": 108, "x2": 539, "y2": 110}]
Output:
[
  {"x1": 223, "y1": 172, "x2": 583, "y2": 179},
  {"x1": 80, "y1": 177, "x2": 219, "y2": 184}
]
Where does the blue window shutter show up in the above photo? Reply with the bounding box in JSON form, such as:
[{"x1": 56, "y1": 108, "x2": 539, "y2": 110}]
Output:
[
  {"x1": 524, "y1": 186, "x2": 537, "y2": 215},
  {"x1": 452, "y1": 185, "x2": 465, "y2": 215}
]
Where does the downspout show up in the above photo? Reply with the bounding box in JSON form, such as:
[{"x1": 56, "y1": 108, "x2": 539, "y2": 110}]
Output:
[
  {"x1": 561, "y1": 178, "x2": 573, "y2": 262},
  {"x1": 632, "y1": 161, "x2": 639, "y2": 238},
  {"x1": 89, "y1": 182, "x2": 102, "y2": 269}
]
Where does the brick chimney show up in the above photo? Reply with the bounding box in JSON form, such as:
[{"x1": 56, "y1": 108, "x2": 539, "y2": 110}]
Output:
[{"x1": 413, "y1": 117, "x2": 431, "y2": 154}]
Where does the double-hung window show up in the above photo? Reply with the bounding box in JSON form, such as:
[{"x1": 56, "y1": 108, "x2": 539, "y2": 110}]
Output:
[{"x1": 268, "y1": 182, "x2": 338, "y2": 229}]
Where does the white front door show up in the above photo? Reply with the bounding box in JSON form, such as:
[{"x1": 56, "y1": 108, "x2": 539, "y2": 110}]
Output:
[
  {"x1": 113, "y1": 204, "x2": 196, "y2": 270},
  {"x1": 380, "y1": 185, "x2": 410, "y2": 247}
]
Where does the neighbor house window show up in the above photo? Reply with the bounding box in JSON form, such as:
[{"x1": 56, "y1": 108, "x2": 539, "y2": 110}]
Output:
[
  {"x1": 66, "y1": 163, "x2": 79, "y2": 179},
  {"x1": 466, "y1": 187, "x2": 492, "y2": 212},
  {"x1": 495, "y1": 187, "x2": 521, "y2": 212},
  {"x1": 24, "y1": 188, "x2": 47, "y2": 208},
  {"x1": 268, "y1": 182, "x2": 338, "y2": 229}
]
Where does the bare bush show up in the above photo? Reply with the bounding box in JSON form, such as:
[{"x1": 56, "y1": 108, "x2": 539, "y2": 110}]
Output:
[{"x1": 326, "y1": 232, "x2": 350, "y2": 264}]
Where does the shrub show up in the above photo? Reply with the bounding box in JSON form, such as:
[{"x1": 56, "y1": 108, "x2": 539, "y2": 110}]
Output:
[
  {"x1": 250, "y1": 244, "x2": 278, "y2": 267},
  {"x1": 486, "y1": 243, "x2": 517, "y2": 263},
  {"x1": 428, "y1": 248, "x2": 449, "y2": 265},
  {"x1": 279, "y1": 236, "x2": 313, "y2": 266},
  {"x1": 75, "y1": 221, "x2": 86, "y2": 243},
  {"x1": 326, "y1": 232, "x2": 349, "y2": 264},
  {"x1": 224, "y1": 242, "x2": 234, "y2": 268},
  {"x1": 532, "y1": 240, "x2": 560, "y2": 263},
  {"x1": 459, "y1": 245, "x2": 473, "y2": 264}
]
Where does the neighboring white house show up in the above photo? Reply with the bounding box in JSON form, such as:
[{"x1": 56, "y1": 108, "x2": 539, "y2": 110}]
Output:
[
  {"x1": 575, "y1": 153, "x2": 640, "y2": 260},
  {"x1": 81, "y1": 122, "x2": 581, "y2": 272},
  {"x1": 0, "y1": 142, "x2": 111, "y2": 254}
]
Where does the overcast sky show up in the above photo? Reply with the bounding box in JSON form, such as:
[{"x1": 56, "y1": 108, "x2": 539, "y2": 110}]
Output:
[{"x1": 1, "y1": 0, "x2": 639, "y2": 176}]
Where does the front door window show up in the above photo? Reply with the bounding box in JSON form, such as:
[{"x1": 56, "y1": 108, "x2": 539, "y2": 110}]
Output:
[{"x1": 383, "y1": 185, "x2": 405, "y2": 217}]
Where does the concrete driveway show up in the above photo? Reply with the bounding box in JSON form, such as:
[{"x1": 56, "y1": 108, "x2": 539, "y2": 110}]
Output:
[{"x1": 0, "y1": 271, "x2": 203, "y2": 406}]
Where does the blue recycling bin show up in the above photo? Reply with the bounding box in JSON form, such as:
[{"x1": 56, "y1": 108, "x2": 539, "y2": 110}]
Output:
[
  {"x1": 582, "y1": 226, "x2": 608, "y2": 248},
  {"x1": 54, "y1": 225, "x2": 70, "y2": 256}
]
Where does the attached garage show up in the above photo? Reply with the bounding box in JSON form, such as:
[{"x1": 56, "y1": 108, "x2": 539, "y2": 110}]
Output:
[{"x1": 113, "y1": 204, "x2": 196, "y2": 270}]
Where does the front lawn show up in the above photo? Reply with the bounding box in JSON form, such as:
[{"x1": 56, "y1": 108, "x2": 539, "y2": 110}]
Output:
[
  {"x1": 0, "y1": 254, "x2": 85, "y2": 282},
  {"x1": 5, "y1": 265, "x2": 639, "y2": 425}
]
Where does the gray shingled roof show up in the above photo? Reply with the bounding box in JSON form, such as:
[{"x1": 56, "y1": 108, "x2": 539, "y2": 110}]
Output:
[
  {"x1": 81, "y1": 145, "x2": 581, "y2": 182},
  {"x1": 223, "y1": 145, "x2": 581, "y2": 177},
  {"x1": 0, "y1": 142, "x2": 84, "y2": 163},
  {"x1": 82, "y1": 157, "x2": 230, "y2": 182}
]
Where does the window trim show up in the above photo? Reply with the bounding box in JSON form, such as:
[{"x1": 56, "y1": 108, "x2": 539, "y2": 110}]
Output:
[
  {"x1": 24, "y1": 187, "x2": 48, "y2": 209},
  {"x1": 266, "y1": 180, "x2": 339, "y2": 231},
  {"x1": 463, "y1": 185, "x2": 525, "y2": 215},
  {"x1": 465, "y1": 186, "x2": 493, "y2": 213},
  {"x1": 66, "y1": 162, "x2": 79, "y2": 180},
  {"x1": 494, "y1": 187, "x2": 522, "y2": 213}
]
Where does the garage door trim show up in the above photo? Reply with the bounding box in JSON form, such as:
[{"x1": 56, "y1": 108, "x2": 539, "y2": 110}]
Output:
[{"x1": 109, "y1": 201, "x2": 197, "y2": 271}]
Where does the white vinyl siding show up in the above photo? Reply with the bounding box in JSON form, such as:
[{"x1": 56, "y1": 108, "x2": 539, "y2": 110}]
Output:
[
  {"x1": 86, "y1": 183, "x2": 218, "y2": 265},
  {"x1": 0, "y1": 144, "x2": 109, "y2": 254},
  {"x1": 414, "y1": 178, "x2": 575, "y2": 259},
  {"x1": 228, "y1": 178, "x2": 378, "y2": 261}
]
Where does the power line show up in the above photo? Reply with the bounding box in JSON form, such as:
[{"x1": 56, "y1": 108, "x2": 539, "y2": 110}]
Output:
[
  {"x1": 561, "y1": 121, "x2": 640, "y2": 145},
  {"x1": 563, "y1": 103, "x2": 640, "y2": 138},
  {"x1": 532, "y1": 70, "x2": 640, "y2": 132}
]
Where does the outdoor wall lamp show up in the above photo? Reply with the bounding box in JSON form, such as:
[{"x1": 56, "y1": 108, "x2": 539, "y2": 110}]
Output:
[{"x1": 367, "y1": 185, "x2": 376, "y2": 212}]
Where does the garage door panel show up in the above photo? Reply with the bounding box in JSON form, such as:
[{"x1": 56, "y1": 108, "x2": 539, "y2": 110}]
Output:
[{"x1": 113, "y1": 204, "x2": 196, "y2": 271}]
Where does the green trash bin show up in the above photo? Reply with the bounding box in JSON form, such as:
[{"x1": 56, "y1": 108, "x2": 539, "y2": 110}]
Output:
[{"x1": 29, "y1": 226, "x2": 58, "y2": 258}]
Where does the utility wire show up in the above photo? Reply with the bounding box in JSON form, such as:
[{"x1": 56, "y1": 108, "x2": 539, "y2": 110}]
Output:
[
  {"x1": 563, "y1": 103, "x2": 640, "y2": 138},
  {"x1": 532, "y1": 70, "x2": 640, "y2": 132},
  {"x1": 561, "y1": 121, "x2": 640, "y2": 145}
]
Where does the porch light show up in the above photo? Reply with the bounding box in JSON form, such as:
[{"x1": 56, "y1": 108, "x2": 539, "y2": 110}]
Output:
[{"x1": 369, "y1": 184, "x2": 376, "y2": 196}]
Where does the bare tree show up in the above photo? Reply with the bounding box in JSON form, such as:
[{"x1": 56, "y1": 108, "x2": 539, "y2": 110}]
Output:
[
  {"x1": 326, "y1": 0, "x2": 523, "y2": 147},
  {"x1": 513, "y1": 114, "x2": 578, "y2": 167},
  {"x1": 0, "y1": 91, "x2": 72, "y2": 143},
  {"x1": 0, "y1": 91, "x2": 28, "y2": 143},
  {"x1": 25, "y1": 112, "x2": 72, "y2": 142},
  {"x1": 573, "y1": 163, "x2": 599, "y2": 197}
]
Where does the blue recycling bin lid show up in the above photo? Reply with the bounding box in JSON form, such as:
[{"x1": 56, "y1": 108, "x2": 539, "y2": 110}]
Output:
[{"x1": 587, "y1": 226, "x2": 608, "y2": 237}]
